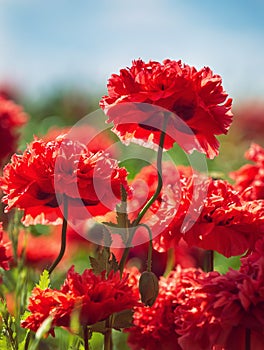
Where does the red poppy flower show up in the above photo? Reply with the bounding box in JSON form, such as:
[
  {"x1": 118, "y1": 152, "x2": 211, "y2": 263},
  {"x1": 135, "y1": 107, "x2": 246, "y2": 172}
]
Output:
[
  {"x1": 0, "y1": 96, "x2": 28, "y2": 165},
  {"x1": 0, "y1": 136, "x2": 129, "y2": 226},
  {"x1": 21, "y1": 266, "x2": 139, "y2": 335},
  {"x1": 176, "y1": 262, "x2": 264, "y2": 350},
  {"x1": 230, "y1": 143, "x2": 264, "y2": 200},
  {"x1": 156, "y1": 177, "x2": 264, "y2": 257},
  {"x1": 100, "y1": 59, "x2": 233, "y2": 159}
]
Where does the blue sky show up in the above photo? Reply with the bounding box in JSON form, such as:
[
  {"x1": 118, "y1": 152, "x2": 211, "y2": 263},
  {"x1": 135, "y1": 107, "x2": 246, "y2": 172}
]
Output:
[{"x1": 1, "y1": 0, "x2": 264, "y2": 100}]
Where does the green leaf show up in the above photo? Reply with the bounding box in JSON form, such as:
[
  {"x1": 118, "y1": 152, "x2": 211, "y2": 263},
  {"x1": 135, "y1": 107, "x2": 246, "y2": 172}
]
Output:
[
  {"x1": 18, "y1": 336, "x2": 27, "y2": 350},
  {"x1": 103, "y1": 185, "x2": 133, "y2": 245},
  {"x1": 89, "y1": 248, "x2": 119, "y2": 275},
  {"x1": 0, "y1": 336, "x2": 8, "y2": 350},
  {"x1": 112, "y1": 309, "x2": 134, "y2": 330},
  {"x1": 21, "y1": 310, "x2": 31, "y2": 321},
  {"x1": 90, "y1": 320, "x2": 106, "y2": 334},
  {"x1": 36, "y1": 270, "x2": 50, "y2": 290}
]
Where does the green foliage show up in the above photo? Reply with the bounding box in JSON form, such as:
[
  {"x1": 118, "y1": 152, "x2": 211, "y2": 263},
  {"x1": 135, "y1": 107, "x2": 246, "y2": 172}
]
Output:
[
  {"x1": 214, "y1": 252, "x2": 241, "y2": 274},
  {"x1": 89, "y1": 248, "x2": 119, "y2": 275},
  {"x1": 36, "y1": 270, "x2": 50, "y2": 290}
]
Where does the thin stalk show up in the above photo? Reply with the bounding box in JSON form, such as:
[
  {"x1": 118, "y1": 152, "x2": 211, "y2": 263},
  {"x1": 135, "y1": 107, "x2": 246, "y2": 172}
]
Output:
[
  {"x1": 118, "y1": 113, "x2": 169, "y2": 275},
  {"x1": 104, "y1": 317, "x2": 113, "y2": 350},
  {"x1": 83, "y1": 326, "x2": 89, "y2": 350},
  {"x1": 118, "y1": 226, "x2": 135, "y2": 277},
  {"x1": 204, "y1": 250, "x2": 214, "y2": 272},
  {"x1": 48, "y1": 196, "x2": 68, "y2": 275},
  {"x1": 24, "y1": 331, "x2": 31, "y2": 350},
  {"x1": 163, "y1": 248, "x2": 175, "y2": 277},
  {"x1": 245, "y1": 328, "x2": 251, "y2": 350},
  {"x1": 133, "y1": 113, "x2": 169, "y2": 226},
  {"x1": 138, "y1": 223, "x2": 153, "y2": 272}
]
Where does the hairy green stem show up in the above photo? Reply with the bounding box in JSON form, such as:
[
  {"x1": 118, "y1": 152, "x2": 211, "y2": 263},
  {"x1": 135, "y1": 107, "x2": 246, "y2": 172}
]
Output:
[
  {"x1": 118, "y1": 113, "x2": 169, "y2": 275},
  {"x1": 204, "y1": 250, "x2": 214, "y2": 272},
  {"x1": 133, "y1": 113, "x2": 169, "y2": 226},
  {"x1": 83, "y1": 326, "x2": 89, "y2": 350},
  {"x1": 138, "y1": 223, "x2": 153, "y2": 272},
  {"x1": 104, "y1": 317, "x2": 113, "y2": 350},
  {"x1": 48, "y1": 196, "x2": 68, "y2": 275}
]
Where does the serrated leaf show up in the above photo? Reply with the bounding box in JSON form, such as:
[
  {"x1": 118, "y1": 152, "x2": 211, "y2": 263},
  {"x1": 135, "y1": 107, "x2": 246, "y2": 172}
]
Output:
[
  {"x1": 21, "y1": 310, "x2": 31, "y2": 321},
  {"x1": 18, "y1": 337, "x2": 27, "y2": 350},
  {"x1": 90, "y1": 320, "x2": 106, "y2": 334},
  {"x1": 112, "y1": 309, "x2": 134, "y2": 330},
  {"x1": 36, "y1": 270, "x2": 50, "y2": 290},
  {"x1": 109, "y1": 253, "x2": 119, "y2": 272},
  {"x1": 89, "y1": 248, "x2": 119, "y2": 275},
  {"x1": 116, "y1": 185, "x2": 131, "y2": 229}
]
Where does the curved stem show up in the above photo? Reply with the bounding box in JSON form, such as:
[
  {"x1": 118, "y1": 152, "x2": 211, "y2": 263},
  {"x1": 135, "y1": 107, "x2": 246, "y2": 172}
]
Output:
[
  {"x1": 133, "y1": 113, "x2": 169, "y2": 226},
  {"x1": 118, "y1": 227, "x2": 136, "y2": 277},
  {"x1": 138, "y1": 223, "x2": 153, "y2": 272},
  {"x1": 48, "y1": 196, "x2": 68, "y2": 275},
  {"x1": 24, "y1": 331, "x2": 32, "y2": 350},
  {"x1": 118, "y1": 114, "x2": 169, "y2": 275}
]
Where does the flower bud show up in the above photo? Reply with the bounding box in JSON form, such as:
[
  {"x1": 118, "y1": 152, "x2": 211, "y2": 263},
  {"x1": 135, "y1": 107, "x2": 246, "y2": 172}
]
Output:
[{"x1": 139, "y1": 271, "x2": 159, "y2": 307}]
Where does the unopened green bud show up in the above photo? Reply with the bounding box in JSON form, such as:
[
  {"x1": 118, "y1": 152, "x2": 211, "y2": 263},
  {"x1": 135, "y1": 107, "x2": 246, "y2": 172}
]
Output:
[{"x1": 139, "y1": 271, "x2": 159, "y2": 307}]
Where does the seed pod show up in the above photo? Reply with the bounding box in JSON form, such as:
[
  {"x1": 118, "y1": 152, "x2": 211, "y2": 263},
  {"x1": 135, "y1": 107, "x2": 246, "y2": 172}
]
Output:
[{"x1": 139, "y1": 271, "x2": 159, "y2": 307}]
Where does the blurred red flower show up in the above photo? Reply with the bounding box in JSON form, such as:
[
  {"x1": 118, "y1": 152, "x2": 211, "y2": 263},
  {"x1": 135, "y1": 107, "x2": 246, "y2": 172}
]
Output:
[
  {"x1": 0, "y1": 136, "x2": 129, "y2": 226},
  {"x1": 100, "y1": 59, "x2": 233, "y2": 159},
  {"x1": 0, "y1": 223, "x2": 11, "y2": 271},
  {"x1": 22, "y1": 266, "x2": 139, "y2": 335},
  {"x1": 16, "y1": 224, "x2": 93, "y2": 270},
  {"x1": 43, "y1": 125, "x2": 119, "y2": 157},
  {"x1": 0, "y1": 96, "x2": 28, "y2": 165},
  {"x1": 150, "y1": 176, "x2": 264, "y2": 257},
  {"x1": 182, "y1": 179, "x2": 264, "y2": 257},
  {"x1": 230, "y1": 143, "x2": 264, "y2": 200},
  {"x1": 232, "y1": 100, "x2": 264, "y2": 140}
]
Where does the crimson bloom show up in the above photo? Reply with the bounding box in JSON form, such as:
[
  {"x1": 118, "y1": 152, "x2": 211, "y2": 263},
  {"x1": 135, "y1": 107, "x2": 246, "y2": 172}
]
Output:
[
  {"x1": 230, "y1": 143, "x2": 264, "y2": 200},
  {"x1": 0, "y1": 96, "x2": 28, "y2": 165},
  {"x1": 0, "y1": 136, "x2": 129, "y2": 226},
  {"x1": 100, "y1": 59, "x2": 233, "y2": 159},
  {"x1": 126, "y1": 162, "x2": 264, "y2": 257},
  {"x1": 21, "y1": 266, "x2": 139, "y2": 335},
  {"x1": 175, "y1": 255, "x2": 264, "y2": 350},
  {"x1": 151, "y1": 175, "x2": 264, "y2": 257}
]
